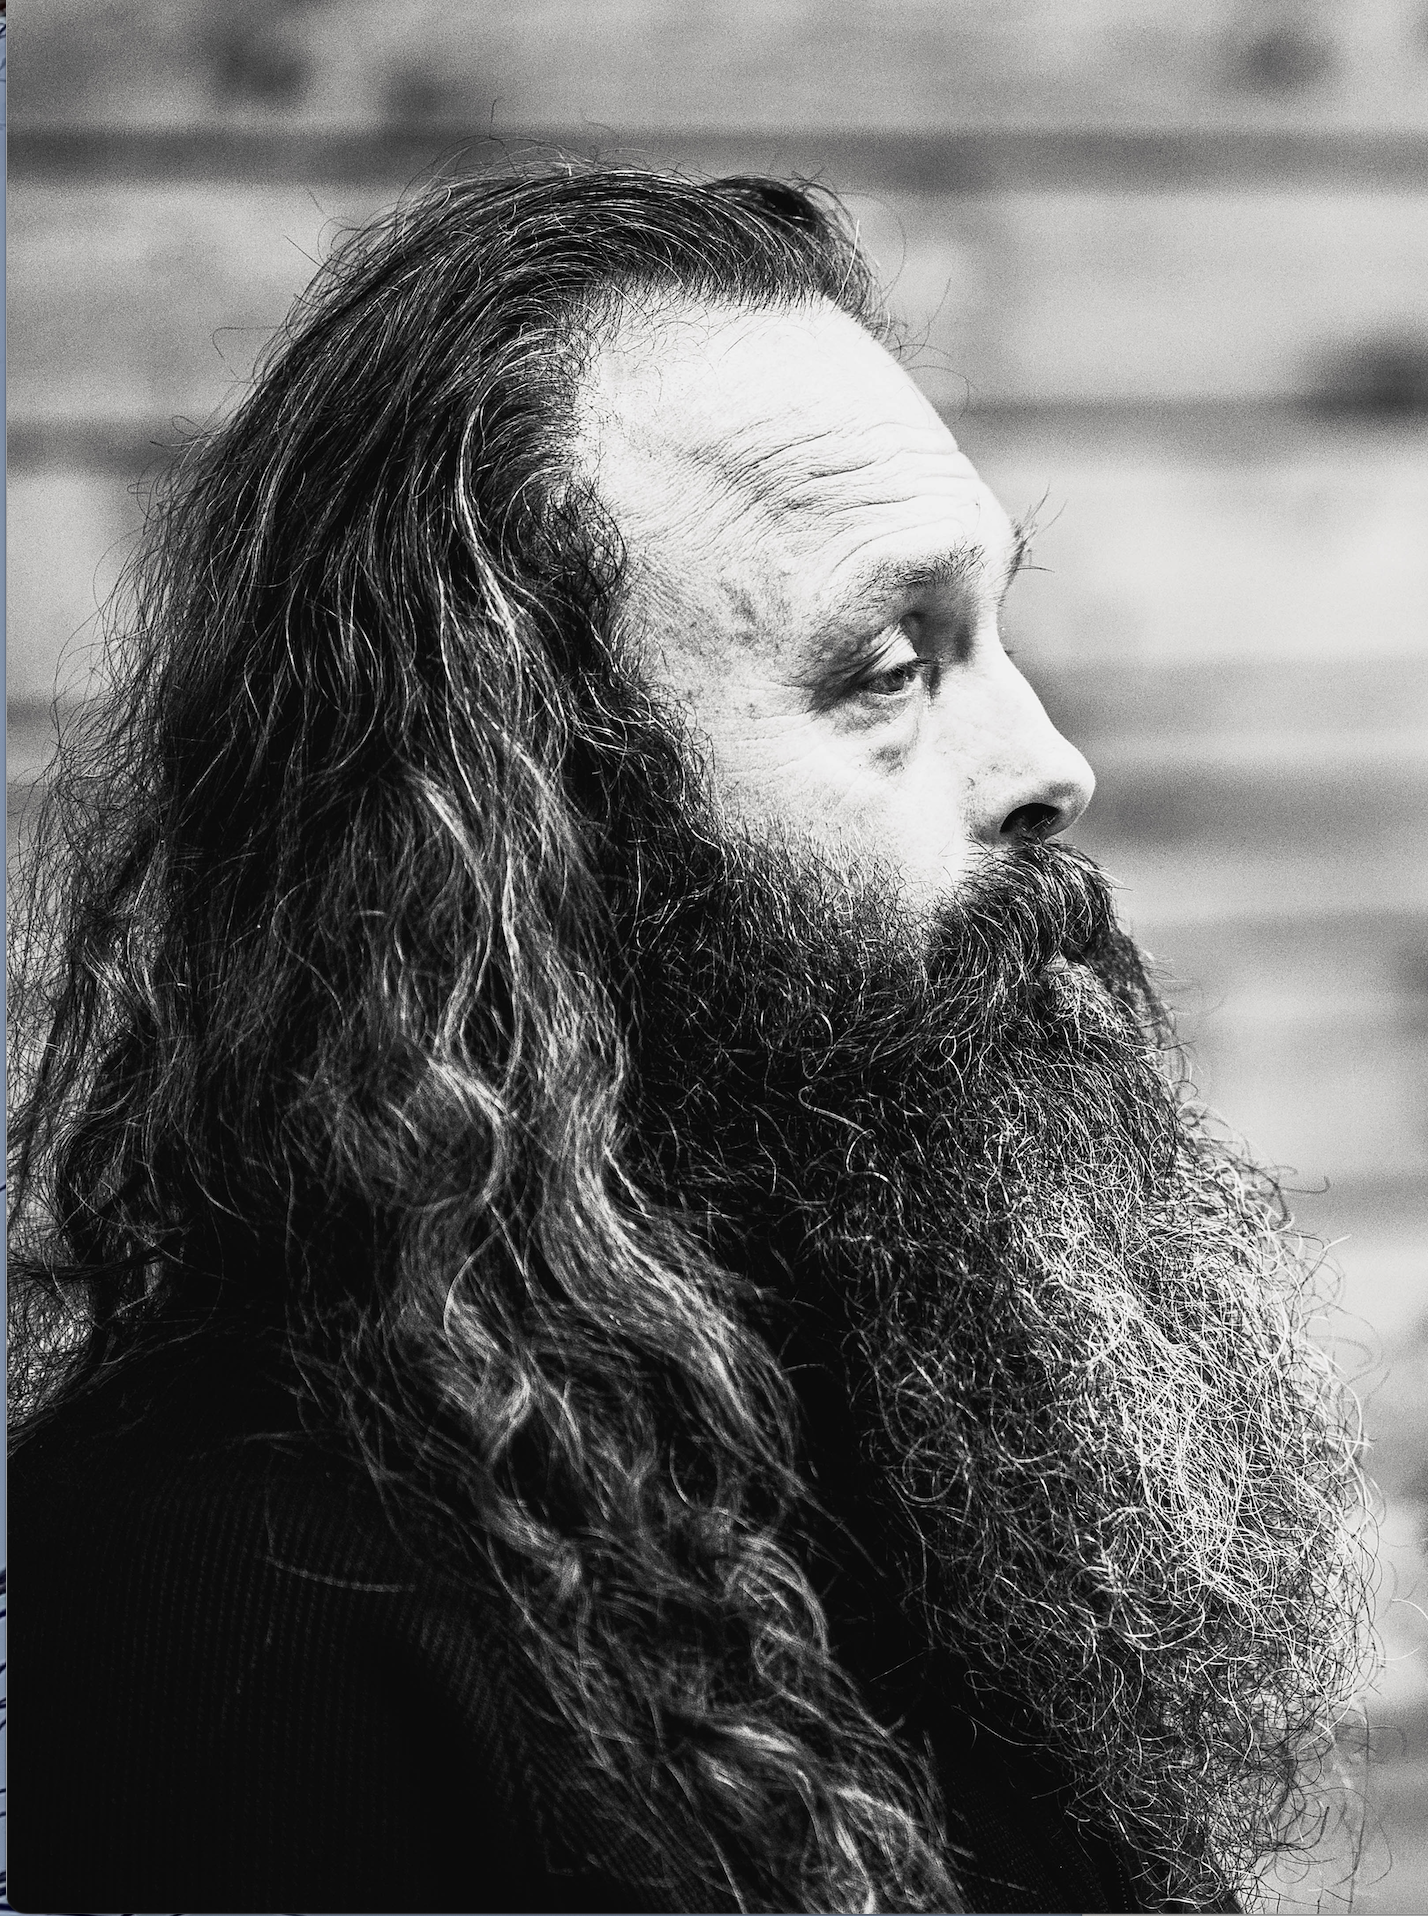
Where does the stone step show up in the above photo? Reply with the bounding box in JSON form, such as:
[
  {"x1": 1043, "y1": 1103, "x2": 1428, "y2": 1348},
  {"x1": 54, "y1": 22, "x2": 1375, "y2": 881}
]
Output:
[
  {"x1": 18, "y1": 0, "x2": 1428, "y2": 141},
  {"x1": 1034, "y1": 655, "x2": 1428, "y2": 746},
  {"x1": 11, "y1": 417, "x2": 1428, "y2": 707},
  {"x1": 10, "y1": 169, "x2": 1428, "y2": 434}
]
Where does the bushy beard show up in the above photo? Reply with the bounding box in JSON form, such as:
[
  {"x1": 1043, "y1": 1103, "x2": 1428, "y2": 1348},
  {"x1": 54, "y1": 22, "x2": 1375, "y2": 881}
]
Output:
[{"x1": 612, "y1": 812, "x2": 1371, "y2": 1912}]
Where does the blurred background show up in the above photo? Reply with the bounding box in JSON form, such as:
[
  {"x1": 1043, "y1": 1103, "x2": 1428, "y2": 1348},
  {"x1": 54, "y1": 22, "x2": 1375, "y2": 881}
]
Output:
[{"x1": 7, "y1": 3, "x2": 1428, "y2": 1907}]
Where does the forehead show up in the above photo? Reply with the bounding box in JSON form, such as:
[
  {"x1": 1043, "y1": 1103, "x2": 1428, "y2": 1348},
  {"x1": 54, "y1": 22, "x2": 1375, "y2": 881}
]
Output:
[{"x1": 575, "y1": 297, "x2": 1013, "y2": 608}]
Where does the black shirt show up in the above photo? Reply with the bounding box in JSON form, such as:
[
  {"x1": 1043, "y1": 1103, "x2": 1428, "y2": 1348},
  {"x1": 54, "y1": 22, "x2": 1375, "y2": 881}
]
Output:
[{"x1": 10, "y1": 1332, "x2": 1152, "y2": 1913}]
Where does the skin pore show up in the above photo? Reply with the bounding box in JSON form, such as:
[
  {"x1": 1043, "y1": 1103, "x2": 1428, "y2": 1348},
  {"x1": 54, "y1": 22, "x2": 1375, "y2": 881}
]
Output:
[{"x1": 574, "y1": 296, "x2": 1096, "y2": 905}]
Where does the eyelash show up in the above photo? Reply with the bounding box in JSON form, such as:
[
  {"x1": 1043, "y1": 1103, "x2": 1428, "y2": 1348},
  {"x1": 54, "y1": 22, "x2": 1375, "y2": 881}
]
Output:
[{"x1": 859, "y1": 656, "x2": 934, "y2": 700}]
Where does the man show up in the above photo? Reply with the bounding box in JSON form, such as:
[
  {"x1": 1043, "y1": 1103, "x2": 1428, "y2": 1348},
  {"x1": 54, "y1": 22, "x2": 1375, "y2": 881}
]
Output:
[{"x1": 8, "y1": 165, "x2": 1370, "y2": 1914}]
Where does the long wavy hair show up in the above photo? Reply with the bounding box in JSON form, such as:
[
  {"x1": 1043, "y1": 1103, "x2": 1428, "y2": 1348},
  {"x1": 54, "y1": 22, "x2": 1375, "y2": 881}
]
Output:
[{"x1": 7, "y1": 166, "x2": 965, "y2": 1912}]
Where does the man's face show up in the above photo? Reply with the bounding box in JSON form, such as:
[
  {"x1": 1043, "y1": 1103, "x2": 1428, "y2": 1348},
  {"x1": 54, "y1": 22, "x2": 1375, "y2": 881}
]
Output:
[
  {"x1": 570, "y1": 296, "x2": 1365, "y2": 1907},
  {"x1": 575, "y1": 297, "x2": 1095, "y2": 908}
]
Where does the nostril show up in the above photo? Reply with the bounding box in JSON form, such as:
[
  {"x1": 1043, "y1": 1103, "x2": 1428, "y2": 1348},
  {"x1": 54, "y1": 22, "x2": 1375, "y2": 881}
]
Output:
[{"x1": 1000, "y1": 801, "x2": 1061, "y2": 840}]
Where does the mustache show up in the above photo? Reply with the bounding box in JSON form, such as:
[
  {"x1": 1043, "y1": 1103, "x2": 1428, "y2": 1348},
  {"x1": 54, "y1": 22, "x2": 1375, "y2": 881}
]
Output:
[
  {"x1": 622, "y1": 822, "x2": 1162, "y2": 1087},
  {"x1": 920, "y1": 839, "x2": 1146, "y2": 1035},
  {"x1": 625, "y1": 818, "x2": 1128, "y2": 991},
  {"x1": 935, "y1": 837, "x2": 1119, "y2": 972},
  {"x1": 614, "y1": 824, "x2": 1179, "y2": 1203}
]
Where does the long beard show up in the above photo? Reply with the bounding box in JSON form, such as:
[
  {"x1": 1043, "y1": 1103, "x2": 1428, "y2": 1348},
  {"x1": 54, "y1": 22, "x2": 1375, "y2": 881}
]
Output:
[{"x1": 613, "y1": 817, "x2": 1371, "y2": 1910}]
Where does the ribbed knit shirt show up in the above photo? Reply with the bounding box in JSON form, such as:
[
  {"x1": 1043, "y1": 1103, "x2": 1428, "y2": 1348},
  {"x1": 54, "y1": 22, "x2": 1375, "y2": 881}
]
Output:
[{"x1": 10, "y1": 1331, "x2": 1156, "y2": 1914}]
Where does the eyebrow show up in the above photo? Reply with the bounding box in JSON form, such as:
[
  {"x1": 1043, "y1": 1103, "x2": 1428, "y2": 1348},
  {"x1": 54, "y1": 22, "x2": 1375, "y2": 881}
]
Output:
[{"x1": 833, "y1": 523, "x2": 1033, "y2": 624}]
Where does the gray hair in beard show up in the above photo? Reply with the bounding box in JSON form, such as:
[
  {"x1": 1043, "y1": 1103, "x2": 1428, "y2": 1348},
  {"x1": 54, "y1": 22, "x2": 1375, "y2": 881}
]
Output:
[{"x1": 616, "y1": 821, "x2": 1375, "y2": 1913}]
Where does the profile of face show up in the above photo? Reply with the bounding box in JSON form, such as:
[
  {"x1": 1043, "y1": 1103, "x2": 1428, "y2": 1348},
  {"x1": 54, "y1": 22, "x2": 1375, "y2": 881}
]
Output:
[
  {"x1": 576, "y1": 297, "x2": 1095, "y2": 904},
  {"x1": 572, "y1": 292, "x2": 1366, "y2": 1912}
]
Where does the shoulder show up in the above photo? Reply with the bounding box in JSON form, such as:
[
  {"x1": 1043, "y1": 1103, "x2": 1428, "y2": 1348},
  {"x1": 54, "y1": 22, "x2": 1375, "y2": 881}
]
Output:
[
  {"x1": 9, "y1": 1334, "x2": 642, "y2": 1912},
  {"x1": 10, "y1": 1334, "x2": 458, "y2": 1704}
]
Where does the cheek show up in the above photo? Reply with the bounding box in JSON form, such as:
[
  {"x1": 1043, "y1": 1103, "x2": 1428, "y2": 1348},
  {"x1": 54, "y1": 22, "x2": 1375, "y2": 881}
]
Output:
[
  {"x1": 879, "y1": 794, "x2": 980, "y2": 904},
  {"x1": 712, "y1": 724, "x2": 980, "y2": 900},
  {"x1": 865, "y1": 744, "x2": 985, "y2": 902}
]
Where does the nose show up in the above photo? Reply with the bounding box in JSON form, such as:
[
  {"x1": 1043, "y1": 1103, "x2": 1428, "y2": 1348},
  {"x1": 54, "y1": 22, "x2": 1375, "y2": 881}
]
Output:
[{"x1": 963, "y1": 653, "x2": 1096, "y2": 846}]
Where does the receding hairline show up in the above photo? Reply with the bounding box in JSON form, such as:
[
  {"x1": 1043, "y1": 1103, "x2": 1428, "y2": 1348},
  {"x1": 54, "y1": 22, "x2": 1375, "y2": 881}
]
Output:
[{"x1": 564, "y1": 287, "x2": 910, "y2": 533}]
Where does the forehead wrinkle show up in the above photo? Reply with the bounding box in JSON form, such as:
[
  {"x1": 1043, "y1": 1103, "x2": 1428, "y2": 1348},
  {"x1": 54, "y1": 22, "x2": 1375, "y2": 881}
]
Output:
[
  {"x1": 611, "y1": 447, "x2": 798, "y2": 656},
  {"x1": 577, "y1": 297, "x2": 1014, "y2": 670},
  {"x1": 625, "y1": 424, "x2": 886, "y2": 630},
  {"x1": 706, "y1": 420, "x2": 885, "y2": 516},
  {"x1": 598, "y1": 417, "x2": 780, "y2": 580},
  {"x1": 711, "y1": 415, "x2": 972, "y2": 532}
]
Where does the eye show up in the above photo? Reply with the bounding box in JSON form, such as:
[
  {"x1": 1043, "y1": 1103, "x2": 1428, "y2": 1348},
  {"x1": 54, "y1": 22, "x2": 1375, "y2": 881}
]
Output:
[{"x1": 859, "y1": 655, "x2": 933, "y2": 700}]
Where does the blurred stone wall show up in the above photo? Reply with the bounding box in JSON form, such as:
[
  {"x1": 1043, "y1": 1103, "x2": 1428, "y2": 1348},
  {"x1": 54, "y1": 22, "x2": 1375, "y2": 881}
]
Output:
[{"x1": 8, "y1": 4, "x2": 1428, "y2": 1907}]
